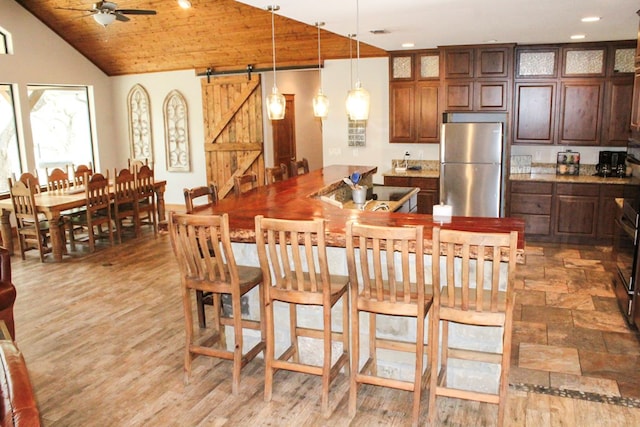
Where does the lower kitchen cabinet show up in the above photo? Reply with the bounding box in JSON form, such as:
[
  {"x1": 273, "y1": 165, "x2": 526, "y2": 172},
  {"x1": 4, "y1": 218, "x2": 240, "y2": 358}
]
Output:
[
  {"x1": 384, "y1": 176, "x2": 439, "y2": 214},
  {"x1": 509, "y1": 180, "x2": 629, "y2": 244}
]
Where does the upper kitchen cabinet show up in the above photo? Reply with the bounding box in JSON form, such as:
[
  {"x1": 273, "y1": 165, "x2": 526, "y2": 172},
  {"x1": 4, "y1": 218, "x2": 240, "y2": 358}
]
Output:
[
  {"x1": 442, "y1": 44, "x2": 513, "y2": 112},
  {"x1": 389, "y1": 50, "x2": 441, "y2": 143},
  {"x1": 513, "y1": 41, "x2": 635, "y2": 146}
]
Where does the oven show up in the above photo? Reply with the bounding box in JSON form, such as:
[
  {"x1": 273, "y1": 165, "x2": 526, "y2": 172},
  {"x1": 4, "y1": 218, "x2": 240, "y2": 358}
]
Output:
[{"x1": 612, "y1": 198, "x2": 639, "y2": 322}]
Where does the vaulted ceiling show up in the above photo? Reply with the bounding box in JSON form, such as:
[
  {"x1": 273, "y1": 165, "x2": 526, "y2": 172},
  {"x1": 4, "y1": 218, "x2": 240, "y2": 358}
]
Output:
[
  {"x1": 14, "y1": 0, "x2": 387, "y2": 76},
  {"x1": 14, "y1": 1, "x2": 639, "y2": 77}
]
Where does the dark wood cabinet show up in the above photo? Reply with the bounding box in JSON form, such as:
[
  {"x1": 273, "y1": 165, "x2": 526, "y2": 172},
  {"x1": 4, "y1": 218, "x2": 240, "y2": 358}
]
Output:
[
  {"x1": 513, "y1": 41, "x2": 634, "y2": 146},
  {"x1": 389, "y1": 50, "x2": 440, "y2": 143},
  {"x1": 558, "y1": 80, "x2": 605, "y2": 145},
  {"x1": 602, "y1": 79, "x2": 633, "y2": 146},
  {"x1": 442, "y1": 45, "x2": 512, "y2": 112},
  {"x1": 509, "y1": 180, "x2": 625, "y2": 243},
  {"x1": 513, "y1": 83, "x2": 556, "y2": 144},
  {"x1": 384, "y1": 176, "x2": 439, "y2": 214},
  {"x1": 509, "y1": 181, "x2": 553, "y2": 236},
  {"x1": 554, "y1": 183, "x2": 599, "y2": 238}
]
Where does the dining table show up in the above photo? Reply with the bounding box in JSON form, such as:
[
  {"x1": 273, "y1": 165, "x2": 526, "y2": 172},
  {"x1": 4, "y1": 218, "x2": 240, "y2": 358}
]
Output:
[{"x1": 0, "y1": 180, "x2": 166, "y2": 262}]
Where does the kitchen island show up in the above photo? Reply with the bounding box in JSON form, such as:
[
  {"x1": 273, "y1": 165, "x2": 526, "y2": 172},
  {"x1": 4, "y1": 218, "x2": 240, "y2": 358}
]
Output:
[
  {"x1": 194, "y1": 164, "x2": 525, "y2": 255},
  {"x1": 187, "y1": 165, "x2": 525, "y2": 388}
]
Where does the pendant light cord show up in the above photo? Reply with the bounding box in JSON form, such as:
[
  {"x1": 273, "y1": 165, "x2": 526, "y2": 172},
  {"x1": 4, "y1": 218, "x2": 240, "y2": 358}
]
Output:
[
  {"x1": 271, "y1": 6, "x2": 277, "y2": 88},
  {"x1": 356, "y1": 0, "x2": 360, "y2": 82},
  {"x1": 317, "y1": 23, "x2": 322, "y2": 75}
]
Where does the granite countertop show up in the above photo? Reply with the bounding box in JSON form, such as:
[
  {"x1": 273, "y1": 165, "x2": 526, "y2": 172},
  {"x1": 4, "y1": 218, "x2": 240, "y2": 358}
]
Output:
[
  {"x1": 510, "y1": 173, "x2": 631, "y2": 185},
  {"x1": 382, "y1": 169, "x2": 440, "y2": 178},
  {"x1": 382, "y1": 159, "x2": 440, "y2": 178}
]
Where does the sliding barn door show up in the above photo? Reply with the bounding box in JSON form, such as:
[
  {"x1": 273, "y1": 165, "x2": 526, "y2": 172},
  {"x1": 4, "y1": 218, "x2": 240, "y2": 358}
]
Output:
[{"x1": 201, "y1": 74, "x2": 265, "y2": 199}]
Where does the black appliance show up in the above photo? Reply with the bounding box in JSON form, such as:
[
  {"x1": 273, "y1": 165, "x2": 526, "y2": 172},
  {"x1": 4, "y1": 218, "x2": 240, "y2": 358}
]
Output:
[
  {"x1": 613, "y1": 198, "x2": 639, "y2": 325},
  {"x1": 596, "y1": 150, "x2": 627, "y2": 177}
]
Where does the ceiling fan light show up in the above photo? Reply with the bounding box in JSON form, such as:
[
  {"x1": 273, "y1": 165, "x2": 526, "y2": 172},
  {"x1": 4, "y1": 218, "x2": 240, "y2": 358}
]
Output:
[
  {"x1": 93, "y1": 11, "x2": 116, "y2": 26},
  {"x1": 346, "y1": 81, "x2": 370, "y2": 121},
  {"x1": 267, "y1": 86, "x2": 286, "y2": 120},
  {"x1": 177, "y1": 0, "x2": 192, "y2": 9},
  {"x1": 313, "y1": 90, "x2": 330, "y2": 118}
]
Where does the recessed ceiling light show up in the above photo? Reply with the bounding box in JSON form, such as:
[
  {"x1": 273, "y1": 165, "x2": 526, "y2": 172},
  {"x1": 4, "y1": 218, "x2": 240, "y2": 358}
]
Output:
[
  {"x1": 402, "y1": 42, "x2": 415, "y2": 48},
  {"x1": 571, "y1": 34, "x2": 586, "y2": 40},
  {"x1": 581, "y1": 16, "x2": 601, "y2": 23},
  {"x1": 484, "y1": 39, "x2": 498, "y2": 43}
]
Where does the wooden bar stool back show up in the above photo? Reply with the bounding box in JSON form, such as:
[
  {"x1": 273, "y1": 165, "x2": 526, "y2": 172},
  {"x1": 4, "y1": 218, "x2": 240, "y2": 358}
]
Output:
[
  {"x1": 233, "y1": 173, "x2": 258, "y2": 197},
  {"x1": 428, "y1": 227, "x2": 518, "y2": 427},
  {"x1": 289, "y1": 158, "x2": 309, "y2": 177},
  {"x1": 345, "y1": 220, "x2": 433, "y2": 426},
  {"x1": 73, "y1": 163, "x2": 93, "y2": 186},
  {"x1": 183, "y1": 184, "x2": 218, "y2": 213},
  {"x1": 265, "y1": 164, "x2": 288, "y2": 184},
  {"x1": 182, "y1": 184, "x2": 219, "y2": 329},
  {"x1": 169, "y1": 212, "x2": 265, "y2": 394},
  {"x1": 254, "y1": 215, "x2": 350, "y2": 417}
]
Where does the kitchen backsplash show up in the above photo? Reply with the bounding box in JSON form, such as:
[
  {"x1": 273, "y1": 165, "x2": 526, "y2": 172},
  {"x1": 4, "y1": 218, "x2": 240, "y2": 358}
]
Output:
[{"x1": 391, "y1": 159, "x2": 439, "y2": 171}]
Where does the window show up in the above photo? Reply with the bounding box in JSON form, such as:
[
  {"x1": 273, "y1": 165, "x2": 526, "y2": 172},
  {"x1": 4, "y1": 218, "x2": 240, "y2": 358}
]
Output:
[
  {"x1": 0, "y1": 84, "x2": 21, "y2": 193},
  {"x1": 27, "y1": 85, "x2": 95, "y2": 178},
  {"x1": 0, "y1": 26, "x2": 11, "y2": 55}
]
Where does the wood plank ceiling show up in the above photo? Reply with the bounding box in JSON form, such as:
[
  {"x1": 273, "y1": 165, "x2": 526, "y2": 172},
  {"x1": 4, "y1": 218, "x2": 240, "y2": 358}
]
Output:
[{"x1": 15, "y1": 0, "x2": 388, "y2": 76}]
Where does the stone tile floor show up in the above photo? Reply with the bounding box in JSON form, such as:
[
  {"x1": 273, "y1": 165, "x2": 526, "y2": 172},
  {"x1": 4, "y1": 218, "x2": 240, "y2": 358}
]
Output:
[{"x1": 511, "y1": 242, "x2": 640, "y2": 402}]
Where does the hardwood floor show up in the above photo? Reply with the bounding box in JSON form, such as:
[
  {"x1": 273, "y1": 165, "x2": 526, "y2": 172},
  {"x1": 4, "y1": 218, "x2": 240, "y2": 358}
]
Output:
[{"x1": 8, "y1": 233, "x2": 640, "y2": 426}]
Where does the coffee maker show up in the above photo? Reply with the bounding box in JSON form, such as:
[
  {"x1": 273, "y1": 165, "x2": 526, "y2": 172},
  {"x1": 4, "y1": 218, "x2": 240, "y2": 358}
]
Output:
[{"x1": 596, "y1": 150, "x2": 627, "y2": 177}]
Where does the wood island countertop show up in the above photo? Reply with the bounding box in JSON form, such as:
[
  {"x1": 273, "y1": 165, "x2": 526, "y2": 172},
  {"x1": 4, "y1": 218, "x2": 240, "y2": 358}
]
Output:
[{"x1": 190, "y1": 165, "x2": 525, "y2": 256}]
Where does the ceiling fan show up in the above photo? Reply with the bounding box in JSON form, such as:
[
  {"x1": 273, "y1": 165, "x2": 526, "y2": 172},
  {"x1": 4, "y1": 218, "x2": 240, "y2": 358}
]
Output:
[{"x1": 59, "y1": 2, "x2": 157, "y2": 27}]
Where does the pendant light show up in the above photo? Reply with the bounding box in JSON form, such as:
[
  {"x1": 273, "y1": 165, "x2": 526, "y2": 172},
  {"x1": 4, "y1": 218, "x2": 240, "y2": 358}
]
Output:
[
  {"x1": 266, "y1": 5, "x2": 286, "y2": 120},
  {"x1": 313, "y1": 22, "x2": 330, "y2": 118},
  {"x1": 345, "y1": 0, "x2": 370, "y2": 121},
  {"x1": 93, "y1": 11, "x2": 116, "y2": 27}
]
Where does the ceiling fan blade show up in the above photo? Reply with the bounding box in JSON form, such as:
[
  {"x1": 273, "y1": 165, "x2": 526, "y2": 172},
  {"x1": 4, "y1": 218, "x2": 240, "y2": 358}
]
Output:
[
  {"x1": 115, "y1": 9, "x2": 157, "y2": 15},
  {"x1": 114, "y1": 13, "x2": 131, "y2": 22},
  {"x1": 55, "y1": 7, "x2": 95, "y2": 13}
]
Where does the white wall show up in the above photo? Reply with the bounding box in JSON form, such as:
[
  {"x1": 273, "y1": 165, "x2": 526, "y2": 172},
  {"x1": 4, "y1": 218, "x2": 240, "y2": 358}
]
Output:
[
  {"x1": 0, "y1": 0, "x2": 118, "y2": 172},
  {"x1": 321, "y1": 58, "x2": 440, "y2": 184},
  {"x1": 111, "y1": 71, "x2": 205, "y2": 205}
]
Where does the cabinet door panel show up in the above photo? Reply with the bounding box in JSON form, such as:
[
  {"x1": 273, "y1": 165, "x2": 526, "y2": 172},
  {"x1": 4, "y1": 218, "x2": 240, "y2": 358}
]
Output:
[
  {"x1": 514, "y1": 214, "x2": 552, "y2": 236},
  {"x1": 597, "y1": 185, "x2": 625, "y2": 239},
  {"x1": 477, "y1": 47, "x2": 510, "y2": 78},
  {"x1": 559, "y1": 81, "x2": 604, "y2": 145},
  {"x1": 444, "y1": 49, "x2": 473, "y2": 78},
  {"x1": 510, "y1": 193, "x2": 552, "y2": 215},
  {"x1": 445, "y1": 81, "x2": 473, "y2": 110},
  {"x1": 602, "y1": 79, "x2": 633, "y2": 146},
  {"x1": 475, "y1": 81, "x2": 508, "y2": 110},
  {"x1": 555, "y1": 196, "x2": 598, "y2": 237},
  {"x1": 630, "y1": 73, "x2": 640, "y2": 131},
  {"x1": 514, "y1": 83, "x2": 556, "y2": 144},
  {"x1": 389, "y1": 83, "x2": 415, "y2": 142},
  {"x1": 416, "y1": 83, "x2": 440, "y2": 142}
]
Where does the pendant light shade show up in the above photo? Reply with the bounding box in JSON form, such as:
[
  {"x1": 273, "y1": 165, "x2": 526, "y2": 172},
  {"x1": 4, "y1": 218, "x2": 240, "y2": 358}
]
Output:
[
  {"x1": 346, "y1": 82, "x2": 370, "y2": 121},
  {"x1": 313, "y1": 22, "x2": 330, "y2": 118},
  {"x1": 346, "y1": 0, "x2": 369, "y2": 121},
  {"x1": 266, "y1": 5, "x2": 285, "y2": 120}
]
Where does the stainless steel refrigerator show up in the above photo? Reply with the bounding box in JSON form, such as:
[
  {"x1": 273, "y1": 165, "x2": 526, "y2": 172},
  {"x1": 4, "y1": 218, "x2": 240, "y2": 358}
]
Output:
[{"x1": 440, "y1": 122, "x2": 503, "y2": 217}]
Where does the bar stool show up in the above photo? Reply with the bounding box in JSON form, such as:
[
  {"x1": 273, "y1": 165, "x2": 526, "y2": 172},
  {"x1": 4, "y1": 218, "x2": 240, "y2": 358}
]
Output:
[
  {"x1": 265, "y1": 164, "x2": 288, "y2": 184},
  {"x1": 289, "y1": 158, "x2": 309, "y2": 177},
  {"x1": 345, "y1": 220, "x2": 433, "y2": 426},
  {"x1": 233, "y1": 173, "x2": 258, "y2": 197},
  {"x1": 428, "y1": 227, "x2": 518, "y2": 427},
  {"x1": 169, "y1": 212, "x2": 265, "y2": 394},
  {"x1": 254, "y1": 215, "x2": 349, "y2": 416}
]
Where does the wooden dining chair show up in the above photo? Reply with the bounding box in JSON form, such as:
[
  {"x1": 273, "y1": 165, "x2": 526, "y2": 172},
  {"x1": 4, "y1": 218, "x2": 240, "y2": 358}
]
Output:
[
  {"x1": 289, "y1": 158, "x2": 309, "y2": 177},
  {"x1": 128, "y1": 158, "x2": 149, "y2": 173},
  {"x1": 428, "y1": 227, "x2": 518, "y2": 427},
  {"x1": 265, "y1": 164, "x2": 288, "y2": 184},
  {"x1": 46, "y1": 167, "x2": 72, "y2": 192},
  {"x1": 183, "y1": 184, "x2": 218, "y2": 213},
  {"x1": 345, "y1": 220, "x2": 433, "y2": 426},
  {"x1": 72, "y1": 163, "x2": 93, "y2": 186},
  {"x1": 168, "y1": 212, "x2": 265, "y2": 394},
  {"x1": 254, "y1": 215, "x2": 349, "y2": 417},
  {"x1": 233, "y1": 173, "x2": 258, "y2": 197},
  {"x1": 112, "y1": 168, "x2": 140, "y2": 244},
  {"x1": 8, "y1": 179, "x2": 55, "y2": 262},
  {"x1": 182, "y1": 184, "x2": 219, "y2": 329},
  {"x1": 15, "y1": 172, "x2": 42, "y2": 194},
  {"x1": 135, "y1": 165, "x2": 157, "y2": 235},
  {"x1": 73, "y1": 172, "x2": 114, "y2": 253}
]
